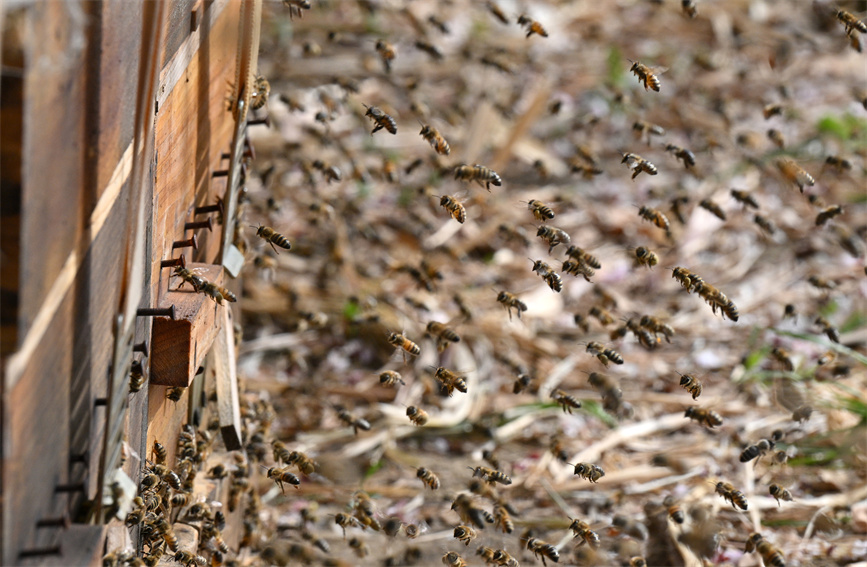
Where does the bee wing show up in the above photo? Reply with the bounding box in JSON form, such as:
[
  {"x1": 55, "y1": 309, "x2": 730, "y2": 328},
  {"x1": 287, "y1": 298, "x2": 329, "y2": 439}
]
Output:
[
  {"x1": 773, "y1": 377, "x2": 806, "y2": 412},
  {"x1": 651, "y1": 66, "x2": 669, "y2": 75}
]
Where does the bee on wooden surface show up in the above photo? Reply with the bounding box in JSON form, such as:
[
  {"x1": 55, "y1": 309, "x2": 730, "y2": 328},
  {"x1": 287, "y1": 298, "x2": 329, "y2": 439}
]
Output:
[
  {"x1": 684, "y1": 406, "x2": 723, "y2": 427},
  {"x1": 682, "y1": 0, "x2": 697, "y2": 18},
  {"x1": 572, "y1": 462, "x2": 605, "y2": 483},
  {"x1": 714, "y1": 481, "x2": 748, "y2": 510},
  {"x1": 335, "y1": 405, "x2": 371, "y2": 434},
  {"x1": 632, "y1": 120, "x2": 665, "y2": 142},
  {"x1": 763, "y1": 103, "x2": 783, "y2": 119},
  {"x1": 637, "y1": 205, "x2": 669, "y2": 232},
  {"x1": 622, "y1": 153, "x2": 659, "y2": 179},
  {"x1": 497, "y1": 291, "x2": 527, "y2": 320},
  {"x1": 129, "y1": 360, "x2": 145, "y2": 393},
  {"x1": 699, "y1": 198, "x2": 726, "y2": 220},
  {"x1": 379, "y1": 370, "x2": 405, "y2": 387},
  {"x1": 536, "y1": 226, "x2": 571, "y2": 253},
  {"x1": 470, "y1": 465, "x2": 512, "y2": 485},
  {"x1": 166, "y1": 387, "x2": 185, "y2": 402},
  {"x1": 388, "y1": 331, "x2": 421, "y2": 357},
  {"x1": 665, "y1": 144, "x2": 696, "y2": 168},
  {"x1": 629, "y1": 60, "x2": 663, "y2": 91},
  {"x1": 406, "y1": 405, "x2": 428, "y2": 426},
  {"x1": 640, "y1": 315, "x2": 674, "y2": 342},
  {"x1": 363, "y1": 104, "x2": 397, "y2": 135},
  {"x1": 550, "y1": 389, "x2": 582, "y2": 413},
  {"x1": 526, "y1": 537, "x2": 559, "y2": 566},
  {"x1": 677, "y1": 372, "x2": 702, "y2": 399},
  {"x1": 420, "y1": 123, "x2": 450, "y2": 155},
  {"x1": 163, "y1": 470, "x2": 182, "y2": 491},
  {"x1": 563, "y1": 259, "x2": 595, "y2": 281},
  {"x1": 565, "y1": 246, "x2": 602, "y2": 270},
  {"x1": 589, "y1": 306, "x2": 615, "y2": 326},
  {"x1": 517, "y1": 14, "x2": 548, "y2": 38},
  {"x1": 585, "y1": 341, "x2": 624, "y2": 366},
  {"x1": 454, "y1": 164, "x2": 502, "y2": 191},
  {"x1": 754, "y1": 213, "x2": 777, "y2": 235},
  {"x1": 815, "y1": 316, "x2": 840, "y2": 343},
  {"x1": 173, "y1": 266, "x2": 206, "y2": 292},
  {"x1": 250, "y1": 75, "x2": 270, "y2": 110},
  {"x1": 531, "y1": 259, "x2": 564, "y2": 292},
  {"x1": 375, "y1": 39, "x2": 395, "y2": 73},
  {"x1": 745, "y1": 533, "x2": 786, "y2": 567},
  {"x1": 837, "y1": 8, "x2": 867, "y2": 34},
  {"x1": 427, "y1": 321, "x2": 461, "y2": 352},
  {"x1": 451, "y1": 494, "x2": 494, "y2": 528},
  {"x1": 731, "y1": 189, "x2": 759, "y2": 209},
  {"x1": 251, "y1": 225, "x2": 291, "y2": 253},
  {"x1": 125, "y1": 498, "x2": 145, "y2": 526},
  {"x1": 769, "y1": 484, "x2": 793, "y2": 507},
  {"x1": 776, "y1": 158, "x2": 814, "y2": 192},
  {"x1": 632, "y1": 246, "x2": 659, "y2": 268},
  {"x1": 569, "y1": 518, "x2": 601, "y2": 548},
  {"x1": 815, "y1": 205, "x2": 843, "y2": 226},
  {"x1": 434, "y1": 367, "x2": 468, "y2": 396},
  {"x1": 663, "y1": 495, "x2": 685, "y2": 524},
  {"x1": 442, "y1": 551, "x2": 467, "y2": 567},
  {"x1": 527, "y1": 199, "x2": 555, "y2": 221},
  {"x1": 173, "y1": 551, "x2": 206, "y2": 567}
]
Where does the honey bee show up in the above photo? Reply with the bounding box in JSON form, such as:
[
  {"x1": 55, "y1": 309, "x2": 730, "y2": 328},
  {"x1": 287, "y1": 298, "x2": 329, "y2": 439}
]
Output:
[
  {"x1": 699, "y1": 198, "x2": 726, "y2": 221},
  {"x1": 264, "y1": 466, "x2": 300, "y2": 493},
  {"x1": 412, "y1": 466, "x2": 440, "y2": 490},
  {"x1": 334, "y1": 513, "x2": 362, "y2": 538},
  {"x1": 434, "y1": 367, "x2": 468, "y2": 397},
  {"x1": 587, "y1": 372, "x2": 625, "y2": 412},
  {"x1": 198, "y1": 281, "x2": 225, "y2": 304},
  {"x1": 415, "y1": 40, "x2": 444, "y2": 61},
  {"x1": 427, "y1": 321, "x2": 461, "y2": 352},
  {"x1": 420, "y1": 124, "x2": 450, "y2": 155},
  {"x1": 808, "y1": 275, "x2": 837, "y2": 291},
  {"x1": 754, "y1": 213, "x2": 777, "y2": 235},
  {"x1": 817, "y1": 350, "x2": 837, "y2": 366},
  {"x1": 745, "y1": 533, "x2": 786, "y2": 567},
  {"x1": 837, "y1": 9, "x2": 867, "y2": 34},
  {"x1": 406, "y1": 405, "x2": 428, "y2": 426},
  {"x1": 166, "y1": 387, "x2": 185, "y2": 402},
  {"x1": 451, "y1": 494, "x2": 494, "y2": 528},
  {"x1": 730, "y1": 189, "x2": 759, "y2": 209},
  {"x1": 848, "y1": 27, "x2": 864, "y2": 51},
  {"x1": 517, "y1": 14, "x2": 548, "y2": 38},
  {"x1": 375, "y1": 39, "x2": 395, "y2": 73},
  {"x1": 677, "y1": 372, "x2": 702, "y2": 399},
  {"x1": 767, "y1": 128, "x2": 785, "y2": 149},
  {"x1": 682, "y1": 0, "x2": 697, "y2": 18},
  {"x1": 572, "y1": 462, "x2": 605, "y2": 483},
  {"x1": 450, "y1": 524, "x2": 477, "y2": 546},
  {"x1": 526, "y1": 537, "x2": 559, "y2": 566},
  {"x1": 442, "y1": 551, "x2": 467, "y2": 567},
  {"x1": 565, "y1": 246, "x2": 602, "y2": 270},
  {"x1": 666, "y1": 144, "x2": 696, "y2": 168},
  {"x1": 536, "y1": 225, "x2": 571, "y2": 253},
  {"x1": 531, "y1": 259, "x2": 564, "y2": 292},
  {"x1": 585, "y1": 341, "x2": 624, "y2": 366},
  {"x1": 776, "y1": 158, "x2": 815, "y2": 192},
  {"x1": 684, "y1": 406, "x2": 723, "y2": 428},
  {"x1": 637, "y1": 205, "x2": 670, "y2": 232},
  {"x1": 251, "y1": 225, "x2": 291, "y2": 253},
  {"x1": 562, "y1": 259, "x2": 595, "y2": 281},
  {"x1": 250, "y1": 75, "x2": 270, "y2": 110},
  {"x1": 815, "y1": 316, "x2": 840, "y2": 343},
  {"x1": 497, "y1": 291, "x2": 527, "y2": 320},
  {"x1": 454, "y1": 164, "x2": 502, "y2": 191},
  {"x1": 629, "y1": 60, "x2": 663, "y2": 91},
  {"x1": 363, "y1": 104, "x2": 397, "y2": 135},
  {"x1": 550, "y1": 389, "x2": 582, "y2": 413},
  {"x1": 713, "y1": 481, "x2": 748, "y2": 510},
  {"x1": 477, "y1": 546, "x2": 497, "y2": 564},
  {"x1": 589, "y1": 306, "x2": 615, "y2": 326},
  {"x1": 285, "y1": 451, "x2": 316, "y2": 475},
  {"x1": 769, "y1": 484, "x2": 793, "y2": 507},
  {"x1": 569, "y1": 518, "x2": 601, "y2": 548},
  {"x1": 129, "y1": 360, "x2": 145, "y2": 393},
  {"x1": 512, "y1": 373, "x2": 537, "y2": 394},
  {"x1": 622, "y1": 153, "x2": 659, "y2": 179},
  {"x1": 527, "y1": 199, "x2": 555, "y2": 221},
  {"x1": 485, "y1": 1, "x2": 510, "y2": 24},
  {"x1": 640, "y1": 315, "x2": 674, "y2": 342},
  {"x1": 348, "y1": 537, "x2": 369, "y2": 558},
  {"x1": 815, "y1": 205, "x2": 843, "y2": 226},
  {"x1": 763, "y1": 103, "x2": 783, "y2": 119},
  {"x1": 156, "y1": 518, "x2": 179, "y2": 551},
  {"x1": 632, "y1": 120, "x2": 666, "y2": 142},
  {"x1": 663, "y1": 495, "x2": 685, "y2": 524},
  {"x1": 335, "y1": 405, "x2": 371, "y2": 434},
  {"x1": 469, "y1": 465, "x2": 512, "y2": 485},
  {"x1": 173, "y1": 266, "x2": 205, "y2": 292},
  {"x1": 163, "y1": 470, "x2": 182, "y2": 491},
  {"x1": 173, "y1": 551, "x2": 206, "y2": 567},
  {"x1": 792, "y1": 404, "x2": 813, "y2": 422},
  {"x1": 632, "y1": 246, "x2": 659, "y2": 268},
  {"x1": 824, "y1": 155, "x2": 853, "y2": 173},
  {"x1": 669, "y1": 195, "x2": 689, "y2": 225},
  {"x1": 312, "y1": 159, "x2": 342, "y2": 183},
  {"x1": 695, "y1": 281, "x2": 739, "y2": 321},
  {"x1": 630, "y1": 558, "x2": 648, "y2": 567},
  {"x1": 379, "y1": 370, "x2": 405, "y2": 387},
  {"x1": 388, "y1": 331, "x2": 421, "y2": 357}
]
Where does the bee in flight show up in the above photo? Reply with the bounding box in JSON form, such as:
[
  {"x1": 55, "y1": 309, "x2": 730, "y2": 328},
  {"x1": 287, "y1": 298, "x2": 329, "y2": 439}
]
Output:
[
  {"x1": 363, "y1": 104, "x2": 397, "y2": 135},
  {"x1": 731, "y1": 189, "x2": 759, "y2": 209},
  {"x1": 517, "y1": 14, "x2": 548, "y2": 37},
  {"x1": 622, "y1": 153, "x2": 658, "y2": 179},
  {"x1": 375, "y1": 39, "x2": 395, "y2": 73},
  {"x1": 388, "y1": 331, "x2": 421, "y2": 357},
  {"x1": 526, "y1": 537, "x2": 559, "y2": 566},
  {"x1": 745, "y1": 533, "x2": 786, "y2": 567},
  {"x1": 769, "y1": 484, "x2": 793, "y2": 506},
  {"x1": 637, "y1": 205, "x2": 670, "y2": 232},
  {"x1": 419, "y1": 123, "x2": 450, "y2": 155},
  {"x1": 526, "y1": 199, "x2": 555, "y2": 221},
  {"x1": 379, "y1": 370, "x2": 404, "y2": 387},
  {"x1": 417, "y1": 467, "x2": 440, "y2": 490},
  {"x1": 776, "y1": 158, "x2": 814, "y2": 192},
  {"x1": 497, "y1": 291, "x2": 527, "y2": 320},
  {"x1": 536, "y1": 225, "x2": 571, "y2": 253},
  {"x1": 570, "y1": 518, "x2": 601, "y2": 548},
  {"x1": 677, "y1": 372, "x2": 702, "y2": 399},
  {"x1": 572, "y1": 462, "x2": 605, "y2": 483},
  {"x1": 434, "y1": 366, "x2": 468, "y2": 396},
  {"x1": 628, "y1": 60, "x2": 664, "y2": 91},
  {"x1": 469, "y1": 465, "x2": 512, "y2": 485},
  {"x1": 455, "y1": 164, "x2": 502, "y2": 191},
  {"x1": 685, "y1": 406, "x2": 723, "y2": 428},
  {"x1": 251, "y1": 225, "x2": 291, "y2": 253},
  {"x1": 427, "y1": 321, "x2": 461, "y2": 352},
  {"x1": 666, "y1": 144, "x2": 696, "y2": 168},
  {"x1": 632, "y1": 246, "x2": 659, "y2": 268},
  {"x1": 406, "y1": 405, "x2": 429, "y2": 426},
  {"x1": 714, "y1": 481, "x2": 749, "y2": 510},
  {"x1": 699, "y1": 198, "x2": 726, "y2": 221},
  {"x1": 551, "y1": 389, "x2": 582, "y2": 413},
  {"x1": 453, "y1": 525, "x2": 477, "y2": 546},
  {"x1": 439, "y1": 195, "x2": 466, "y2": 224},
  {"x1": 585, "y1": 341, "x2": 623, "y2": 366},
  {"x1": 531, "y1": 259, "x2": 564, "y2": 292},
  {"x1": 836, "y1": 9, "x2": 867, "y2": 35},
  {"x1": 335, "y1": 405, "x2": 371, "y2": 435},
  {"x1": 815, "y1": 205, "x2": 843, "y2": 226},
  {"x1": 486, "y1": 1, "x2": 509, "y2": 24}
]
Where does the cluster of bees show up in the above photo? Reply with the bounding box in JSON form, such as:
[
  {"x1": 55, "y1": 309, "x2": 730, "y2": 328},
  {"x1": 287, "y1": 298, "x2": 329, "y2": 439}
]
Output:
[{"x1": 113, "y1": 0, "x2": 865, "y2": 565}]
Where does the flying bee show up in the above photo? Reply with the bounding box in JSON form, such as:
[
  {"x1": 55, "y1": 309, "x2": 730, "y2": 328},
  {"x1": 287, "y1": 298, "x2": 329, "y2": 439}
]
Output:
[
  {"x1": 848, "y1": 27, "x2": 864, "y2": 51},
  {"x1": 197, "y1": 281, "x2": 224, "y2": 304},
  {"x1": 414, "y1": 40, "x2": 444, "y2": 61},
  {"x1": 569, "y1": 518, "x2": 601, "y2": 548},
  {"x1": 536, "y1": 225, "x2": 571, "y2": 253},
  {"x1": 837, "y1": 9, "x2": 867, "y2": 34},
  {"x1": 622, "y1": 153, "x2": 658, "y2": 179},
  {"x1": 486, "y1": 1, "x2": 509, "y2": 24},
  {"x1": 454, "y1": 164, "x2": 502, "y2": 191},
  {"x1": 630, "y1": 558, "x2": 648, "y2": 567},
  {"x1": 792, "y1": 404, "x2": 813, "y2": 422},
  {"x1": 442, "y1": 551, "x2": 467, "y2": 567},
  {"x1": 526, "y1": 537, "x2": 560, "y2": 566},
  {"x1": 406, "y1": 405, "x2": 428, "y2": 426},
  {"x1": 129, "y1": 359, "x2": 145, "y2": 393},
  {"x1": 335, "y1": 405, "x2": 371, "y2": 435},
  {"x1": 589, "y1": 306, "x2": 615, "y2": 326},
  {"x1": 815, "y1": 205, "x2": 843, "y2": 226},
  {"x1": 420, "y1": 124, "x2": 450, "y2": 155},
  {"x1": 264, "y1": 466, "x2": 300, "y2": 493},
  {"x1": 166, "y1": 387, "x2": 185, "y2": 402},
  {"x1": 754, "y1": 213, "x2": 777, "y2": 235},
  {"x1": 452, "y1": 525, "x2": 477, "y2": 546},
  {"x1": 379, "y1": 370, "x2": 405, "y2": 387},
  {"x1": 629, "y1": 60, "x2": 663, "y2": 91},
  {"x1": 585, "y1": 341, "x2": 624, "y2": 366},
  {"x1": 817, "y1": 350, "x2": 837, "y2": 366},
  {"x1": 363, "y1": 104, "x2": 397, "y2": 135},
  {"x1": 684, "y1": 406, "x2": 723, "y2": 427},
  {"x1": 808, "y1": 275, "x2": 836, "y2": 290},
  {"x1": 663, "y1": 495, "x2": 685, "y2": 524},
  {"x1": 251, "y1": 225, "x2": 291, "y2": 253},
  {"x1": 731, "y1": 189, "x2": 759, "y2": 209},
  {"x1": 767, "y1": 128, "x2": 785, "y2": 149},
  {"x1": 776, "y1": 158, "x2": 814, "y2": 192},
  {"x1": 250, "y1": 75, "x2": 270, "y2": 110},
  {"x1": 562, "y1": 259, "x2": 595, "y2": 281},
  {"x1": 334, "y1": 513, "x2": 362, "y2": 538},
  {"x1": 769, "y1": 484, "x2": 793, "y2": 507},
  {"x1": 746, "y1": 533, "x2": 786, "y2": 567},
  {"x1": 477, "y1": 546, "x2": 496, "y2": 564},
  {"x1": 633, "y1": 120, "x2": 665, "y2": 142},
  {"x1": 763, "y1": 103, "x2": 783, "y2": 119},
  {"x1": 416, "y1": 467, "x2": 440, "y2": 490},
  {"x1": 666, "y1": 144, "x2": 696, "y2": 168},
  {"x1": 348, "y1": 537, "x2": 368, "y2": 558},
  {"x1": 632, "y1": 246, "x2": 659, "y2": 268},
  {"x1": 565, "y1": 246, "x2": 602, "y2": 269},
  {"x1": 824, "y1": 155, "x2": 853, "y2": 173},
  {"x1": 527, "y1": 199, "x2": 555, "y2": 221},
  {"x1": 375, "y1": 39, "x2": 395, "y2": 73},
  {"x1": 551, "y1": 389, "x2": 582, "y2": 413},
  {"x1": 699, "y1": 198, "x2": 726, "y2": 221},
  {"x1": 286, "y1": 451, "x2": 316, "y2": 475},
  {"x1": 531, "y1": 259, "x2": 564, "y2": 292},
  {"x1": 815, "y1": 316, "x2": 840, "y2": 343},
  {"x1": 434, "y1": 367, "x2": 468, "y2": 396},
  {"x1": 497, "y1": 291, "x2": 527, "y2": 320},
  {"x1": 451, "y1": 494, "x2": 494, "y2": 528},
  {"x1": 572, "y1": 462, "x2": 605, "y2": 483},
  {"x1": 517, "y1": 14, "x2": 548, "y2": 38},
  {"x1": 677, "y1": 372, "x2": 702, "y2": 399},
  {"x1": 640, "y1": 315, "x2": 674, "y2": 342},
  {"x1": 437, "y1": 195, "x2": 466, "y2": 223},
  {"x1": 388, "y1": 331, "x2": 421, "y2": 357},
  {"x1": 427, "y1": 321, "x2": 461, "y2": 352},
  {"x1": 513, "y1": 373, "x2": 537, "y2": 394},
  {"x1": 470, "y1": 465, "x2": 512, "y2": 485},
  {"x1": 682, "y1": 0, "x2": 697, "y2": 18},
  {"x1": 637, "y1": 205, "x2": 670, "y2": 232},
  {"x1": 714, "y1": 481, "x2": 748, "y2": 510}
]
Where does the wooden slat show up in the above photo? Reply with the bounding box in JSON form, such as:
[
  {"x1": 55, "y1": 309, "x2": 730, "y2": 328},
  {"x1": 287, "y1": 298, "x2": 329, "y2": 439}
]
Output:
[{"x1": 210, "y1": 306, "x2": 242, "y2": 449}]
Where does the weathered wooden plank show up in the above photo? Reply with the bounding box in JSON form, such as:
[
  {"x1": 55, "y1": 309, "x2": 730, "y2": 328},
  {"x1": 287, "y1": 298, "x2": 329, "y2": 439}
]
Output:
[{"x1": 210, "y1": 306, "x2": 242, "y2": 449}]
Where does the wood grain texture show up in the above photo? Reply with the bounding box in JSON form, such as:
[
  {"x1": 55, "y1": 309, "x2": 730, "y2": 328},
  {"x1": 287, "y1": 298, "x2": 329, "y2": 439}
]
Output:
[{"x1": 210, "y1": 306, "x2": 242, "y2": 449}]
